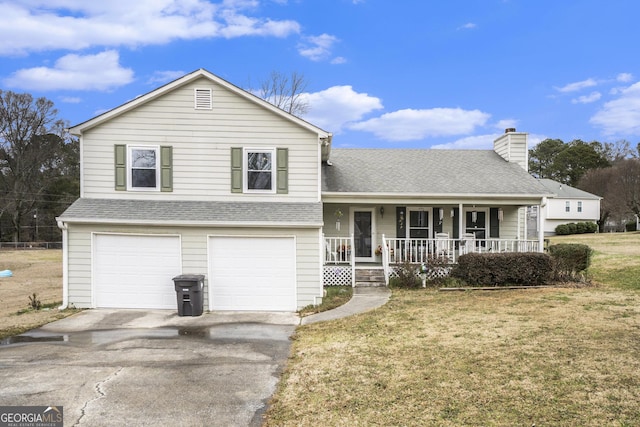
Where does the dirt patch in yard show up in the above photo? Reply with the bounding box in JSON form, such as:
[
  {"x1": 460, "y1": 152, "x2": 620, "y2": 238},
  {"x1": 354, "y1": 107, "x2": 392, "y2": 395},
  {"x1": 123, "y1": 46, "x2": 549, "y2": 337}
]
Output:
[{"x1": 0, "y1": 250, "x2": 79, "y2": 338}]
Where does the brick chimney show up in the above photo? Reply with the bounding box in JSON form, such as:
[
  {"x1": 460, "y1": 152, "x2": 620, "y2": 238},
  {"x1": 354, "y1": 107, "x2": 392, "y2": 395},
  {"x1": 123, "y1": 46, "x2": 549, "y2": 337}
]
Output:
[{"x1": 493, "y1": 128, "x2": 529, "y2": 171}]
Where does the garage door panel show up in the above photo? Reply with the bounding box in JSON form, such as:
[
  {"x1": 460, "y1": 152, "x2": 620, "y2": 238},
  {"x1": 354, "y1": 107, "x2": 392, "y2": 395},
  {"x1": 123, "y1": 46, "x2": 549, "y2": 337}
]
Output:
[
  {"x1": 209, "y1": 237, "x2": 296, "y2": 311},
  {"x1": 94, "y1": 235, "x2": 181, "y2": 309}
]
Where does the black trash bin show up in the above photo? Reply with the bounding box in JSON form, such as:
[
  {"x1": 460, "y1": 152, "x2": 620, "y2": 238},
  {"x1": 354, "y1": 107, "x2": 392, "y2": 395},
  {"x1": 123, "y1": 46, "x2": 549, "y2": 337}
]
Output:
[{"x1": 172, "y1": 274, "x2": 205, "y2": 316}]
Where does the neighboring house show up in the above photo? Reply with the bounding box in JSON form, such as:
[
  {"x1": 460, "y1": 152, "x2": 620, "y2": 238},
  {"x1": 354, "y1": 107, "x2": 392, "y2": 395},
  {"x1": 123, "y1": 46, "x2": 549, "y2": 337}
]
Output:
[
  {"x1": 527, "y1": 179, "x2": 601, "y2": 236},
  {"x1": 57, "y1": 69, "x2": 552, "y2": 312}
]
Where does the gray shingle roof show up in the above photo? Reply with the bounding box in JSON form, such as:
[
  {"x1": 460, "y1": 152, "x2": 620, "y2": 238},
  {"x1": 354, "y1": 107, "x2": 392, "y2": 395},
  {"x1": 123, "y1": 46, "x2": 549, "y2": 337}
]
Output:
[
  {"x1": 58, "y1": 198, "x2": 323, "y2": 226},
  {"x1": 322, "y1": 149, "x2": 550, "y2": 196},
  {"x1": 538, "y1": 179, "x2": 601, "y2": 200}
]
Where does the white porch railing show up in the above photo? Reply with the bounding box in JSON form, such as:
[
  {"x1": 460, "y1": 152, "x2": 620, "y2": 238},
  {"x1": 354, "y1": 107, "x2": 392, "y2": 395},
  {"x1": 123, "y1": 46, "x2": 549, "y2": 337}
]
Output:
[
  {"x1": 323, "y1": 235, "x2": 540, "y2": 287},
  {"x1": 323, "y1": 234, "x2": 356, "y2": 287}
]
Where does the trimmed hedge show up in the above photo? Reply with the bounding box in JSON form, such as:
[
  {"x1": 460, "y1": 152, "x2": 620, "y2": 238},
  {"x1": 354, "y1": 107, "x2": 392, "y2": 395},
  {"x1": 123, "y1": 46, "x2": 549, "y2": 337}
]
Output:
[
  {"x1": 547, "y1": 243, "x2": 592, "y2": 280},
  {"x1": 452, "y1": 252, "x2": 553, "y2": 286},
  {"x1": 555, "y1": 221, "x2": 598, "y2": 235}
]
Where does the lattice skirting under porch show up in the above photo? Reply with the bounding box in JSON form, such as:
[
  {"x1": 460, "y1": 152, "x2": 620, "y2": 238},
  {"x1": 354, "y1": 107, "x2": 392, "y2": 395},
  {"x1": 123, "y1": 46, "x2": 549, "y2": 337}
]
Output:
[{"x1": 323, "y1": 266, "x2": 353, "y2": 286}]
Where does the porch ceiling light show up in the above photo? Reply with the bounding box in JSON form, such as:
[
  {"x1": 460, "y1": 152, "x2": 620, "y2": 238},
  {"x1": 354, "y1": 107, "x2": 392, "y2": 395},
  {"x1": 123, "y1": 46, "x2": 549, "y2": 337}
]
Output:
[{"x1": 380, "y1": 206, "x2": 384, "y2": 218}]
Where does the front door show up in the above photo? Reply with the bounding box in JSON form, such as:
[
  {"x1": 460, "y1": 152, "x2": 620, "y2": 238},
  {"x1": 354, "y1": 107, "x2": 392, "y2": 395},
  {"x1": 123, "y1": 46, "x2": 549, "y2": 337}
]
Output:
[{"x1": 353, "y1": 209, "x2": 374, "y2": 262}]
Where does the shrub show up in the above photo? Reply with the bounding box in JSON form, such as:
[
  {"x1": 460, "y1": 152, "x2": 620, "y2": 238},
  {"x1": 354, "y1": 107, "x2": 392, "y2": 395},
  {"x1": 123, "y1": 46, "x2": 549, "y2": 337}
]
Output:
[
  {"x1": 452, "y1": 252, "x2": 553, "y2": 286},
  {"x1": 548, "y1": 243, "x2": 592, "y2": 281},
  {"x1": 389, "y1": 260, "x2": 422, "y2": 288},
  {"x1": 555, "y1": 222, "x2": 598, "y2": 235}
]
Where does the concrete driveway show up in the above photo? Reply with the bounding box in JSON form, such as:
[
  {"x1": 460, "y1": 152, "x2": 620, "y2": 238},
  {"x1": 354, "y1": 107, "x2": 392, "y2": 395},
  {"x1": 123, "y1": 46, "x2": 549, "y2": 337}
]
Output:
[{"x1": 0, "y1": 309, "x2": 298, "y2": 426}]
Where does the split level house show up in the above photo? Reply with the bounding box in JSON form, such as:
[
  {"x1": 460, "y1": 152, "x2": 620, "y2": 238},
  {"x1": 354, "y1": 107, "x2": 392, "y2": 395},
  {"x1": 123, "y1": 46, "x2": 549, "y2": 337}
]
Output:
[{"x1": 57, "y1": 68, "x2": 554, "y2": 312}]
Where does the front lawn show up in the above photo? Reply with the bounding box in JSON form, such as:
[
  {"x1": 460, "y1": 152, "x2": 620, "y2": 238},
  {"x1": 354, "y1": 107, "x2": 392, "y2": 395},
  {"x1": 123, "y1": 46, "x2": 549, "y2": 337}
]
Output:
[{"x1": 264, "y1": 233, "x2": 640, "y2": 426}]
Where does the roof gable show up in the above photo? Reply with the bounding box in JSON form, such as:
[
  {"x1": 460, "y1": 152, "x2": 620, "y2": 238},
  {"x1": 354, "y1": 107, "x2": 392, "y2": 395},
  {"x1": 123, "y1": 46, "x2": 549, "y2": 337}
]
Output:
[{"x1": 69, "y1": 68, "x2": 331, "y2": 139}]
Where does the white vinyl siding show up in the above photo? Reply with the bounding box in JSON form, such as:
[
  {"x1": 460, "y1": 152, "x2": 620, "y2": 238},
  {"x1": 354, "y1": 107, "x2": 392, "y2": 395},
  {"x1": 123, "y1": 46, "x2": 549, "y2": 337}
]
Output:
[
  {"x1": 65, "y1": 224, "x2": 321, "y2": 310},
  {"x1": 80, "y1": 77, "x2": 320, "y2": 202}
]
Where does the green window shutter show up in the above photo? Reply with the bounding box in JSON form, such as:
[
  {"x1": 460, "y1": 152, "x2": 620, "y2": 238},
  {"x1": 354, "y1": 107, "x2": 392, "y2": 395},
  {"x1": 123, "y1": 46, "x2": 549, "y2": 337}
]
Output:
[
  {"x1": 114, "y1": 144, "x2": 127, "y2": 191},
  {"x1": 230, "y1": 147, "x2": 243, "y2": 193},
  {"x1": 160, "y1": 146, "x2": 173, "y2": 192},
  {"x1": 490, "y1": 208, "x2": 500, "y2": 238},
  {"x1": 276, "y1": 148, "x2": 288, "y2": 194},
  {"x1": 396, "y1": 207, "x2": 406, "y2": 238}
]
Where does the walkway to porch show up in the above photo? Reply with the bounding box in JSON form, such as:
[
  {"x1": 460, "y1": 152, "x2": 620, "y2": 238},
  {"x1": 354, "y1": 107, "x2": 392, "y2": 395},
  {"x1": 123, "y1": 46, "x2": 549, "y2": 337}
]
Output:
[{"x1": 323, "y1": 235, "x2": 541, "y2": 287}]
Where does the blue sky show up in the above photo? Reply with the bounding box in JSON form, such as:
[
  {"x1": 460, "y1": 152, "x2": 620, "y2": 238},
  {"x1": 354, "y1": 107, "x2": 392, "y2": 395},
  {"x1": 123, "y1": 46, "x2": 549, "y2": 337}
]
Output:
[{"x1": 1, "y1": 0, "x2": 639, "y2": 150}]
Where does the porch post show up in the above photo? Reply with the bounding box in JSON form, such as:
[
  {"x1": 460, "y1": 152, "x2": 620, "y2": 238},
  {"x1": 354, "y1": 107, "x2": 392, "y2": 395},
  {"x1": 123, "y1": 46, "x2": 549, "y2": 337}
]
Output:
[
  {"x1": 458, "y1": 203, "x2": 464, "y2": 240},
  {"x1": 538, "y1": 198, "x2": 547, "y2": 252}
]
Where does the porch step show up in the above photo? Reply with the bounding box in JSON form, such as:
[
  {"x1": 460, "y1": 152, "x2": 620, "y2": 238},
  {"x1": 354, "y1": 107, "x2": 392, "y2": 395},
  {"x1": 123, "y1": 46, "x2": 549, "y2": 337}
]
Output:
[{"x1": 355, "y1": 268, "x2": 386, "y2": 287}]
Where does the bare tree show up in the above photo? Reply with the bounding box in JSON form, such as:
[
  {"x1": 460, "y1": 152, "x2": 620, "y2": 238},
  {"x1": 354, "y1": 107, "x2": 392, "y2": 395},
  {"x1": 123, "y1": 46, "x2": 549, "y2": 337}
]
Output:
[
  {"x1": 579, "y1": 158, "x2": 640, "y2": 231},
  {"x1": 255, "y1": 71, "x2": 309, "y2": 117},
  {"x1": 0, "y1": 90, "x2": 68, "y2": 241}
]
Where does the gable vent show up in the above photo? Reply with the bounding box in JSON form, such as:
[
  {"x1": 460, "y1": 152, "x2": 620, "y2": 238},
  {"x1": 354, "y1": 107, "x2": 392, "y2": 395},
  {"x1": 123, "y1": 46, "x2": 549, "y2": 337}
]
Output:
[{"x1": 194, "y1": 88, "x2": 212, "y2": 110}]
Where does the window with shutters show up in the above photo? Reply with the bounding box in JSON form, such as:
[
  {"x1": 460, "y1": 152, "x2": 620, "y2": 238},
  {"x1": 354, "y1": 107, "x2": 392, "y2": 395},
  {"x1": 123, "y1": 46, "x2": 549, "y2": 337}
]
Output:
[
  {"x1": 129, "y1": 146, "x2": 160, "y2": 190},
  {"x1": 244, "y1": 148, "x2": 275, "y2": 193},
  {"x1": 231, "y1": 147, "x2": 288, "y2": 194},
  {"x1": 114, "y1": 144, "x2": 172, "y2": 192},
  {"x1": 194, "y1": 88, "x2": 212, "y2": 110}
]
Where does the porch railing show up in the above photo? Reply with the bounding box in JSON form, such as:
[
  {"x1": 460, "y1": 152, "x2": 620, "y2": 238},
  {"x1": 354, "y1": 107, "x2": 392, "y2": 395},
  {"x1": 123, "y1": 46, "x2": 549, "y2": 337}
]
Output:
[{"x1": 323, "y1": 234, "x2": 356, "y2": 287}]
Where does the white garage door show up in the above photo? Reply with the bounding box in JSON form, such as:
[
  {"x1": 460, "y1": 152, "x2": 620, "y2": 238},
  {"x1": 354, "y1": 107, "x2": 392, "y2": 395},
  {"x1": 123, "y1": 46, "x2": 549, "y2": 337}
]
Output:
[
  {"x1": 93, "y1": 234, "x2": 181, "y2": 309},
  {"x1": 209, "y1": 237, "x2": 296, "y2": 311}
]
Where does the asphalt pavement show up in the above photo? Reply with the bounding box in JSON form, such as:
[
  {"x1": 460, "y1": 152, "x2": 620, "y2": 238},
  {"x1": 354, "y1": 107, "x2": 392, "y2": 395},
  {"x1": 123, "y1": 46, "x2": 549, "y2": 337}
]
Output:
[{"x1": 0, "y1": 287, "x2": 391, "y2": 426}]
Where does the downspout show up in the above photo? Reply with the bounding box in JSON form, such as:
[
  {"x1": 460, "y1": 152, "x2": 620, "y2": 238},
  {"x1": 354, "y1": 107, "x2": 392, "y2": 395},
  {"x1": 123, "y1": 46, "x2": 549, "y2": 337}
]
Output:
[{"x1": 56, "y1": 219, "x2": 69, "y2": 310}]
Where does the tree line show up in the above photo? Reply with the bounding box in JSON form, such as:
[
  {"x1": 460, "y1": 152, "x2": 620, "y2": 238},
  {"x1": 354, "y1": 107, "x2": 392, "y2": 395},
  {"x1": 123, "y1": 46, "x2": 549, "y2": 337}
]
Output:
[
  {"x1": 529, "y1": 138, "x2": 640, "y2": 230},
  {"x1": 0, "y1": 90, "x2": 79, "y2": 243}
]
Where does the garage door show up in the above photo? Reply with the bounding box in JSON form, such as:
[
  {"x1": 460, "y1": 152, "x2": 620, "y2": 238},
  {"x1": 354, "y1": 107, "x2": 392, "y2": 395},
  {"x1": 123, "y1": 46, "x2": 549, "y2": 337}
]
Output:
[
  {"x1": 93, "y1": 234, "x2": 181, "y2": 309},
  {"x1": 209, "y1": 237, "x2": 296, "y2": 311}
]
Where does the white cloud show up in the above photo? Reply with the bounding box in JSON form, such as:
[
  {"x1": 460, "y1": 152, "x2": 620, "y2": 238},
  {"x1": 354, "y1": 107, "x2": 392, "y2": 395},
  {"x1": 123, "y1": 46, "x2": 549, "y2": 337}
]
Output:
[
  {"x1": 60, "y1": 96, "x2": 82, "y2": 103},
  {"x1": 433, "y1": 132, "x2": 546, "y2": 150},
  {"x1": 571, "y1": 91, "x2": 602, "y2": 104},
  {"x1": 298, "y1": 33, "x2": 339, "y2": 62},
  {"x1": 348, "y1": 108, "x2": 490, "y2": 141},
  {"x1": 331, "y1": 56, "x2": 347, "y2": 65},
  {"x1": 457, "y1": 23, "x2": 477, "y2": 30},
  {"x1": 555, "y1": 78, "x2": 598, "y2": 93},
  {"x1": 301, "y1": 85, "x2": 383, "y2": 132},
  {"x1": 495, "y1": 119, "x2": 518, "y2": 131},
  {"x1": 617, "y1": 73, "x2": 633, "y2": 83},
  {"x1": 3, "y1": 50, "x2": 134, "y2": 91},
  {"x1": 147, "y1": 70, "x2": 186, "y2": 85},
  {"x1": 0, "y1": 1, "x2": 300, "y2": 56},
  {"x1": 591, "y1": 82, "x2": 640, "y2": 136}
]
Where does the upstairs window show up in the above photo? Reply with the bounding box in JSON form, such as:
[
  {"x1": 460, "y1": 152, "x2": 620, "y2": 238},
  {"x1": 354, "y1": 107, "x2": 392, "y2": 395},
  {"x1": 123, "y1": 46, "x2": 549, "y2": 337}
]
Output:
[
  {"x1": 115, "y1": 145, "x2": 172, "y2": 192},
  {"x1": 129, "y1": 146, "x2": 159, "y2": 190},
  {"x1": 230, "y1": 147, "x2": 287, "y2": 194},
  {"x1": 565, "y1": 201, "x2": 571, "y2": 212},
  {"x1": 245, "y1": 148, "x2": 275, "y2": 192},
  {"x1": 578, "y1": 201, "x2": 583, "y2": 212}
]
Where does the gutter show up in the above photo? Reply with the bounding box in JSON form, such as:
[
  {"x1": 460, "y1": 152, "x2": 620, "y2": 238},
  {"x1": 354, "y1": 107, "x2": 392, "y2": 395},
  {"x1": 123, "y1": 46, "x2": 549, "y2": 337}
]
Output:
[{"x1": 56, "y1": 219, "x2": 69, "y2": 310}]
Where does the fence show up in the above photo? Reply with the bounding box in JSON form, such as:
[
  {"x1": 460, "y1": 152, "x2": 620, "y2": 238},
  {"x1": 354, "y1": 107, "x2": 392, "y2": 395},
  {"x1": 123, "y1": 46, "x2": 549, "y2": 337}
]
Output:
[{"x1": 0, "y1": 242, "x2": 62, "y2": 250}]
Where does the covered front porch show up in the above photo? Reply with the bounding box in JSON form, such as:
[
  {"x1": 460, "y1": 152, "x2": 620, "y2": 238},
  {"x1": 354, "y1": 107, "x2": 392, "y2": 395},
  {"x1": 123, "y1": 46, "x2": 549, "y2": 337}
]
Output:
[{"x1": 322, "y1": 201, "x2": 546, "y2": 287}]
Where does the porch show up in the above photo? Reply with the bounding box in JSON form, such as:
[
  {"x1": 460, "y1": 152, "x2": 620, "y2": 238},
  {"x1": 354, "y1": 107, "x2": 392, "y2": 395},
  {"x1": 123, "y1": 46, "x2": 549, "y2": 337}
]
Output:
[{"x1": 323, "y1": 235, "x2": 541, "y2": 287}]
